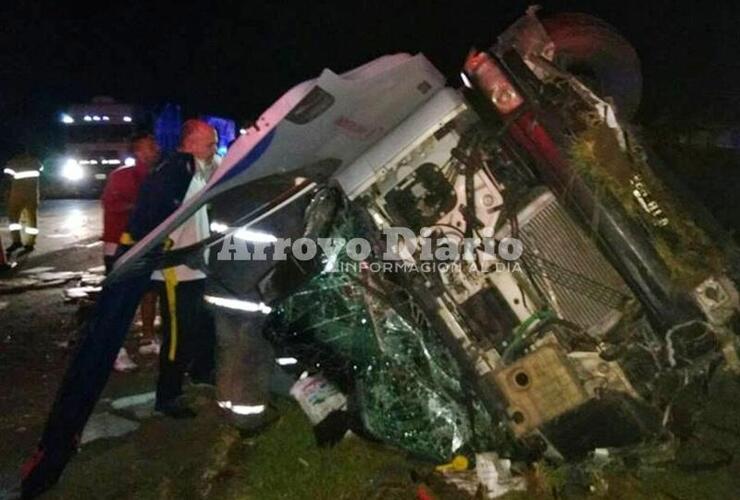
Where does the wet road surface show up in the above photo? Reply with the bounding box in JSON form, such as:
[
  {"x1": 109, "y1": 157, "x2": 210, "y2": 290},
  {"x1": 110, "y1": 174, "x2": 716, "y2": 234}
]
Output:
[{"x1": 1, "y1": 199, "x2": 102, "y2": 257}]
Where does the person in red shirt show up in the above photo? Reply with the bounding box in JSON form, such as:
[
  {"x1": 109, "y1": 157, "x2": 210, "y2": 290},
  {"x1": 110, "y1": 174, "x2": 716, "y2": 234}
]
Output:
[{"x1": 101, "y1": 133, "x2": 161, "y2": 370}]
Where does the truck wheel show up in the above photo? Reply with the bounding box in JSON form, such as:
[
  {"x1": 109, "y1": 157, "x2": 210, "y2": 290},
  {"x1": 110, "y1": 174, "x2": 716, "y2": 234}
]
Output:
[{"x1": 542, "y1": 13, "x2": 642, "y2": 121}]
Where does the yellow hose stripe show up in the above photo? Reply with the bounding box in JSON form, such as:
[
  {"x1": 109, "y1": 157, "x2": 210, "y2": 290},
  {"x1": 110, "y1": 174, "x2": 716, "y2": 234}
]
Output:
[{"x1": 163, "y1": 267, "x2": 179, "y2": 361}]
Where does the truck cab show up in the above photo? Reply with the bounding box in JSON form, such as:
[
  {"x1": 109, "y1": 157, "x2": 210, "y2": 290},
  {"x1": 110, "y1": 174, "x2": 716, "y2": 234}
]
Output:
[{"x1": 51, "y1": 96, "x2": 139, "y2": 197}]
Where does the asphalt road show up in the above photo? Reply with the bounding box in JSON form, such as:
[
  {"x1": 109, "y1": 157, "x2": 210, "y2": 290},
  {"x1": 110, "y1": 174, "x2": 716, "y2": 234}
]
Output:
[{"x1": 0, "y1": 199, "x2": 102, "y2": 257}]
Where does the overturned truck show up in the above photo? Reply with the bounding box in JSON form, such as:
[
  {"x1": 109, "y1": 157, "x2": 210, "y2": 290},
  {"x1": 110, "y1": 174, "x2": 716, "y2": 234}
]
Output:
[
  {"x1": 24, "y1": 9, "x2": 740, "y2": 496},
  {"x1": 250, "y1": 12, "x2": 740, "y2": 462}
]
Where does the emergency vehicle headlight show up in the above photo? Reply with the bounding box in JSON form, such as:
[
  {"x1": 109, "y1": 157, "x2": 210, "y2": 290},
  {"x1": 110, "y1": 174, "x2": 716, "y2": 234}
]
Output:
[{"x1": 61, "y1": 159, "x2": 85, "y2": 181}]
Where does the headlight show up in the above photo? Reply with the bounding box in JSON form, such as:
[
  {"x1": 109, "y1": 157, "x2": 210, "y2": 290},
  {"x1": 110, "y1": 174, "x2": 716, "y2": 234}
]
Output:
[{"x1": 61, "y1": 159, "x2": 85, "y2": 181}]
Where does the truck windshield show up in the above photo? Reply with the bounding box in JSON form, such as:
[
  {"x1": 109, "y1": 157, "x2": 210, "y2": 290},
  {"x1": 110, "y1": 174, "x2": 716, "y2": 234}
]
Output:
[{"x1": 66, "y1": 124, "x2": 134, "y2": 143}]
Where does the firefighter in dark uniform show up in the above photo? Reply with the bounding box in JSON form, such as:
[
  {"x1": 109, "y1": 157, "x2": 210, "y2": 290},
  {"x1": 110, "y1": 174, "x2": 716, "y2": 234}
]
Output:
[{"x1": 4, "y1": 151, "x2": 42, "y2": 254}]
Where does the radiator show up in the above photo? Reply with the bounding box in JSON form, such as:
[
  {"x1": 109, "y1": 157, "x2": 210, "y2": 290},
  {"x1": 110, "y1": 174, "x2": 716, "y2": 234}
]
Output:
[{"x1": 512, "y1": 190, "x2": 633, "y2": 329}]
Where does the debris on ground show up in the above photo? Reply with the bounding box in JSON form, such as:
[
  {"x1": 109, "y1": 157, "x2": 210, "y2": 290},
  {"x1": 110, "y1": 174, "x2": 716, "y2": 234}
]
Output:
[
  {"x1": 0, "y1": 277, "x2": 51, "y2": 294},
  {"x1": 80, "y1": 412, "x2": 140, "y2": 445},
  {"x1": 290, "y1": 374, "x2": 351, "y2": 446},
  {"x1": 19, "y1": 267, "x2": 56, "y2": 275},
  {"x1": 437, "y1": 469, "x2": 480, "y2": 497},
  {"x1": 75, "y1": 241, "x2": 103, "y2": 249},
  {"x1": 110, "y1": 391, "x2": 156, "y2": 411},
  {"x1": 291, "y1": 374, "x2": 347, "y2": 425},
  {"x1": 63, "y1": 286, "x2": 102, "y2": 302},
  {"x1": 432, "y1": 453, "x2": 526, "y2": 499},
  {"x1": 0, "y1": 270, "x2": 85, "y2": 295},
  {"x1": 475, "y1": 452, "x2": 526, "y2": 498},
  {"x1": 435, "y1": 455, "x2": 470, "y2": 473},
  {"x1": 434, "y1": 455, "x2": 479, "y2": 497},
  {"x1": 79, "y1": 269, "x2": 105, "y2": 286},
  {"x1": 61, "y1": 266, "x2": 106, "y2": 302}
]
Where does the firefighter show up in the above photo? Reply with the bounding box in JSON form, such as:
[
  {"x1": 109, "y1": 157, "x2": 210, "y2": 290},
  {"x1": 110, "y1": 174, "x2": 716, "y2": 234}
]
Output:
[
  {"x1": 4, "y1": 150, "x2": 42, "y2": 255},
  {"x1": 203, "y1": 180, "x2": 327, "y2": 433}
]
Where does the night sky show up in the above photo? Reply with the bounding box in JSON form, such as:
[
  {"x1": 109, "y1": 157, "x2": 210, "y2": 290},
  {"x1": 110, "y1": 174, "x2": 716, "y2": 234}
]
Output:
[{"x1": 2, "y1": 0, "x2": 739, "y2": 160}]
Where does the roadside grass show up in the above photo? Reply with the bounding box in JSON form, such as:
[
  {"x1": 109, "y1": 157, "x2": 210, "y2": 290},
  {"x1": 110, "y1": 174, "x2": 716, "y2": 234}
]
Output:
[
  {"x1": 45, "y1": 395, "x2": 425, "y2": 500},
  {"x1": 215, "y1": 400, "x2": 420, "y2": 500}
]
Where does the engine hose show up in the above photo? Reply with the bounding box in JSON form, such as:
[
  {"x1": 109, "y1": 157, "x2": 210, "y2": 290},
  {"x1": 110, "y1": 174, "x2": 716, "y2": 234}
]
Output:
[
  {"x1": 501, "y1": 309, "x2": 553, "y2": 363},
  {"x1": 502, "y1": 313, "x2": 590, "y2": 364}
]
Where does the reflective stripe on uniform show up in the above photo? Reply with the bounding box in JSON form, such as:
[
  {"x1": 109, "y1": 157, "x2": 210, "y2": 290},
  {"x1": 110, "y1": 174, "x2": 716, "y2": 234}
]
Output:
[
  {"x1": 3, "y1": 168, "x2": 39, "y2": 179},
  {"x1": 203, "y1": 295, "x2": 273, "y2": 314},
  {"x1": 9, "y1": 223, "x2": 22, "y2": 231},
  {"x1": 162, "y1": 267, "x2": 179, "y2": 362},
  {"x1": 13, "y1": 171, "x2": 40, "y2": 179},
  {"x1": 217, "y1": 401, "x2": 265, "y2": 415},
  {"x1": 25, "y1": 227, "x2": 39, "y2": 235}
]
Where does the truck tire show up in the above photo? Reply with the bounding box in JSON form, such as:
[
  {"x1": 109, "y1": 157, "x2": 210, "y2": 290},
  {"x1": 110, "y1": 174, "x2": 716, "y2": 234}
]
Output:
[{"x1": 542, "y1": 13, "x2": 642, "y2": 120}]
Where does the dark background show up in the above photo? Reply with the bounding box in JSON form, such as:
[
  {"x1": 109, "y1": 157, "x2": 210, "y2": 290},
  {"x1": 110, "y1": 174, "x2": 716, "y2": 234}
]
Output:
[{"x1": 1, "y1": 0, "x2": 739, "y2": 160}]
